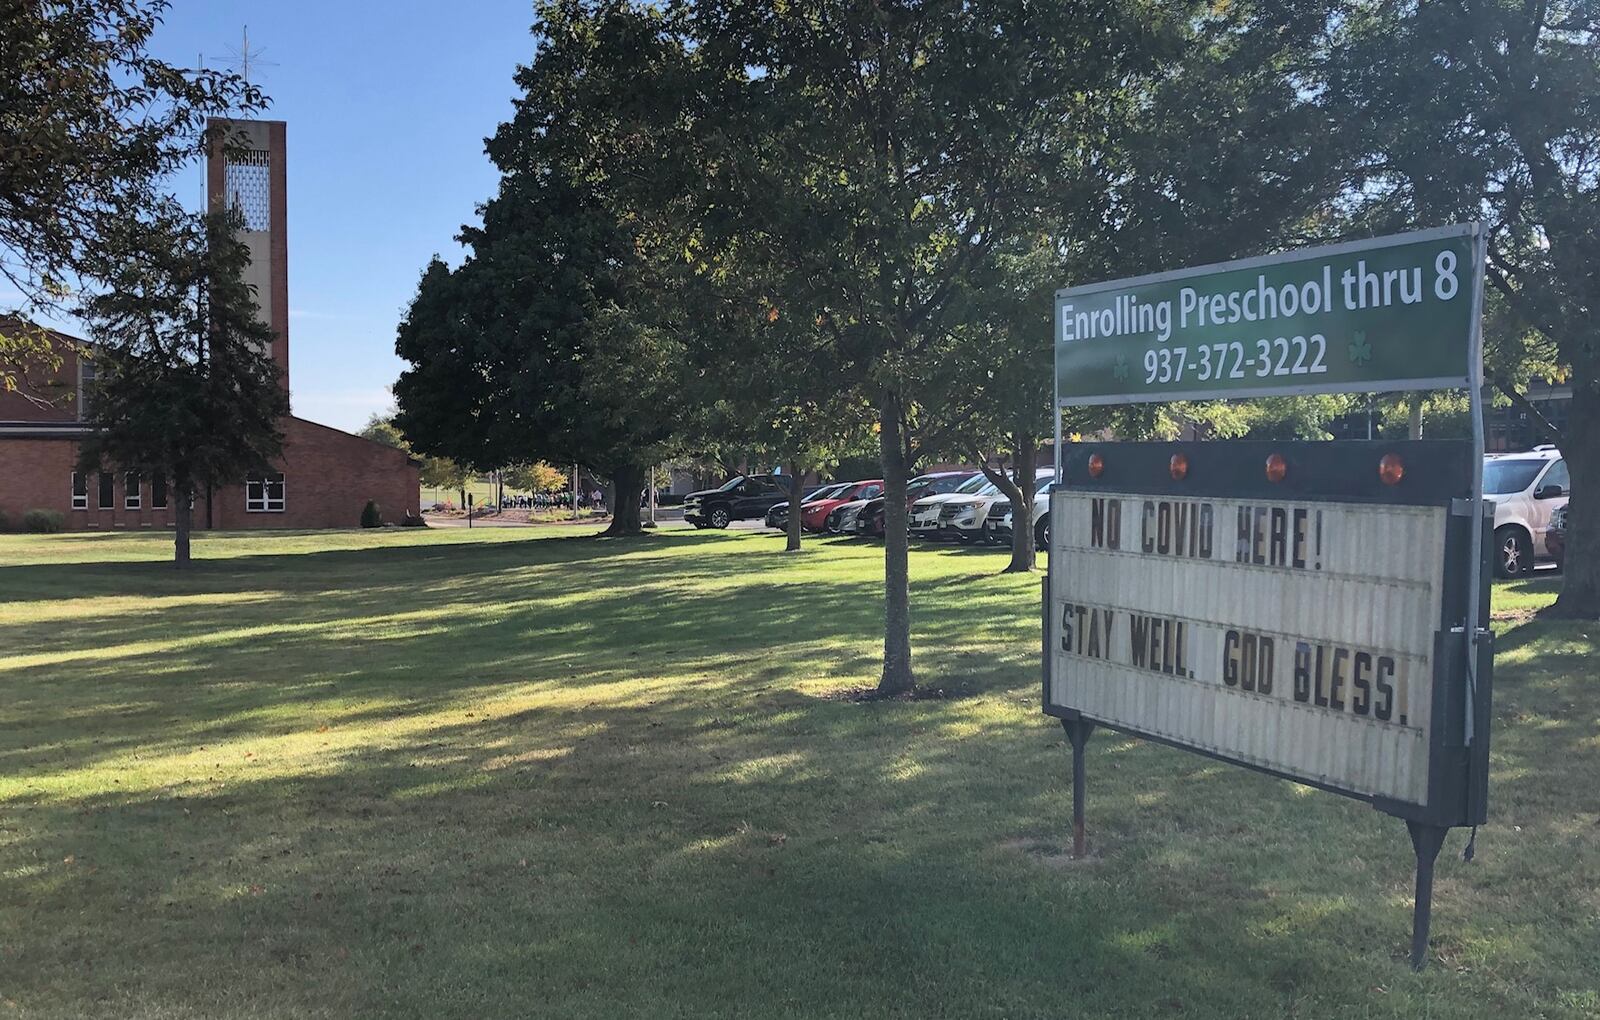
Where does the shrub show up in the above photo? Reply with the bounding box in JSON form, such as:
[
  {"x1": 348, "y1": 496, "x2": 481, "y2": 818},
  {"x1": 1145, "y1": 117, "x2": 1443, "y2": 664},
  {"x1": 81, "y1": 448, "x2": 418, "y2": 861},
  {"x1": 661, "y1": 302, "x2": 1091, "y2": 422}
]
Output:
[
  {"x1": 360, "y1": 500, "x2": 383, "y2": 529},
  {"x1": 23, "y1": 509, "x2": 66, "y2": 533},
  {"x1": 0, "y1": 510, "x2": 10, "y2": 532},
  {"x1": 401, "y1": 510, "x2": 425, "y2": 527}
]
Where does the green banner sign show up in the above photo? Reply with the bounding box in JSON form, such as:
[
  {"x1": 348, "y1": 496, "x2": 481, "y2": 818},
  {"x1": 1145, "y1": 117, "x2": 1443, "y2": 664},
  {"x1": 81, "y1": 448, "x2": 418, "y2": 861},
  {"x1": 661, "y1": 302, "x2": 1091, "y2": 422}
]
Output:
[{"x1": 1055, "y1": 225, "x2": 1481, "y2": 406}]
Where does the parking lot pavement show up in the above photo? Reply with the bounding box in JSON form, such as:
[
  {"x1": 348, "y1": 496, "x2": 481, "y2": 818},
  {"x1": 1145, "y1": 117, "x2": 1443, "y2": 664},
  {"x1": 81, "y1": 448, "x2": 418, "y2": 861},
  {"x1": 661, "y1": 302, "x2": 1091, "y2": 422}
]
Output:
[
  {"x1": 655, "y1": 518, "x2": 768, "y2": 532},
  {"x1": 425, "y1": 514, "x2": 545, "y2": 528}
]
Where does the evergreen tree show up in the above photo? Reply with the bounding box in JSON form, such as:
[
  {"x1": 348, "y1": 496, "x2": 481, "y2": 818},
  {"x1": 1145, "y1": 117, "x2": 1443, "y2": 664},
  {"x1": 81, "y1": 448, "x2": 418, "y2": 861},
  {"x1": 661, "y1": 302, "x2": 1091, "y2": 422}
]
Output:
[{"x1": 75, "y1": 212, "x2": 286, "y2": 566}]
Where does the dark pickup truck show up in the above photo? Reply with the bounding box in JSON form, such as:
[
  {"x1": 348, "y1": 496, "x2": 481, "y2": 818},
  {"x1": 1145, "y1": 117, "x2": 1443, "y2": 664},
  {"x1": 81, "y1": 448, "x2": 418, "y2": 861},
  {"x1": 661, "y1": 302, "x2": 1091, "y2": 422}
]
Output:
[{"x1": 683, "y1": 474, "x2": 790, "y2": 529}]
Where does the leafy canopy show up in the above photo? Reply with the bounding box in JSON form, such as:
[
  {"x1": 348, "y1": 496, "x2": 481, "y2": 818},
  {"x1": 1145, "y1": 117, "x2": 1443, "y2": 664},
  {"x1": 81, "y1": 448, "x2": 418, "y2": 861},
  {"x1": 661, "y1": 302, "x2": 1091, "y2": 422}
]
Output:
[{"x1": 0, "y1": 0, "x2": 263, "y2": 389}]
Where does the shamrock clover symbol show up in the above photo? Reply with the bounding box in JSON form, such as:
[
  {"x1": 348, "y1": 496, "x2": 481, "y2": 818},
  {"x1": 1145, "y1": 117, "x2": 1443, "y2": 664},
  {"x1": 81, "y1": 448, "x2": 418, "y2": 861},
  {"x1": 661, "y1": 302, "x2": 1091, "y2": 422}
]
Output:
[
  {"x1": 1348, "y1": 330, "x2": 1373, "y2": 366},
  {"x1": 1112, "y1": 355, "x2": 1130, "y2": 381}
]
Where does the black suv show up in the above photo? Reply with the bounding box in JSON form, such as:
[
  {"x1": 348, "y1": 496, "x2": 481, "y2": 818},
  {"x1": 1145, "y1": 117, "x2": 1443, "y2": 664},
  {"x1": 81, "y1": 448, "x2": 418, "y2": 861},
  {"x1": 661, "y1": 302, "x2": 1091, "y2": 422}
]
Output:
[{"x1": 683, "y1": 475, "x2": 789, "y2": 529}]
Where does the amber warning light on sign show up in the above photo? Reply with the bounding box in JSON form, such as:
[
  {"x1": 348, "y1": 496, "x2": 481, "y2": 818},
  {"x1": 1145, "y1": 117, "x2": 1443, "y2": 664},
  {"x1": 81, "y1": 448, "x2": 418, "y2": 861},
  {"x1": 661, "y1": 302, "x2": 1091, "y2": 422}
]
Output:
[{"x1": 1380, "y1": 453, "x2": 1405, "y2": 486}]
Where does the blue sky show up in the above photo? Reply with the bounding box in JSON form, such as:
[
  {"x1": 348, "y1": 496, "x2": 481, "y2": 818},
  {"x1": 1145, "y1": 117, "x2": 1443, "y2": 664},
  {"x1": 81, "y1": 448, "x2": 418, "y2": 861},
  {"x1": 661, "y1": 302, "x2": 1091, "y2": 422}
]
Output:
[{"x1": 144, "y1": 1, "x2": 536, "y2": 431}]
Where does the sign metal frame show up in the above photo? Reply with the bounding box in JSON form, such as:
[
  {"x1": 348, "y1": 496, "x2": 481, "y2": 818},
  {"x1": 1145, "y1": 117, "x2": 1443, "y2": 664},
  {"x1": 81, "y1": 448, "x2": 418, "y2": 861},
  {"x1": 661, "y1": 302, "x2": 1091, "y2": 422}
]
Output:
[{"x1": 1047, "y1": 225, "x2": 1492, "y2": 971}]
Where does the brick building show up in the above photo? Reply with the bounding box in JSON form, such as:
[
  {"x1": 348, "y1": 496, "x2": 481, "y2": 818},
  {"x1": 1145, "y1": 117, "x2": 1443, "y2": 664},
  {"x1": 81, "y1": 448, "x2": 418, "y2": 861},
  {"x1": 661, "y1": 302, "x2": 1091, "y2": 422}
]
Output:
[{"x1": 0, "y1": 118, "x2": 419, "y2": 531}]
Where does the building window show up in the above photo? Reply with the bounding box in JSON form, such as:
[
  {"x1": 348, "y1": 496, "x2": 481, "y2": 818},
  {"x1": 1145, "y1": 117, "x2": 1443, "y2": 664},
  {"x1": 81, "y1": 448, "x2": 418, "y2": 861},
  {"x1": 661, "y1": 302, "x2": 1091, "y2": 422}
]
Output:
[
  {"x1": 98, "y1": 471, "x2": 114, "y2": 510},
  {"x1": 151, "y1": 476, "x2": 168, "y2": 510},
  {"x1": 71, "y1": 472, "x2": 88, "y2": 510},
  {"x1": 78, "y1": 358, "x2": 97, "y2": 419},
  {"x1": 124, "y1": 472, "x2": 141, "y2": 510},
  {"x1": 246, "y1": 472, "x2": 285, "y2": 512}
]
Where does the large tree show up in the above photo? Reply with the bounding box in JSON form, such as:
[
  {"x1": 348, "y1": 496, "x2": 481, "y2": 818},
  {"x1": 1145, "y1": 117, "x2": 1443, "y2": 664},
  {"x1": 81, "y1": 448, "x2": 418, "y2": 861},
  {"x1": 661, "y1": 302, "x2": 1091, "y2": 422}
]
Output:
[
  {"x1": 1, "y1": 0, "x2": 262, "y2": 390},
  {"x1": 679, "y1": 251, "x2": 878, "y2": 553},
  {"x1": 922, "y1": 241, "x2": 1058, "y2": 573},
  {"x1": 1327, "y1": 0, "x2": 1600, "y2": 617},
  {"x1": 75, "y1": 211, "x2": 286, "y2": 566},
  {"x1": 681, "y1": 0, "x2": 1173, "y2": 694},
  {"x1": 689, "y1": 0, "x2": 1370, "y2": 689},
  {"x1": 394, "y1": 4, "x2": 707, "y2": 536}
]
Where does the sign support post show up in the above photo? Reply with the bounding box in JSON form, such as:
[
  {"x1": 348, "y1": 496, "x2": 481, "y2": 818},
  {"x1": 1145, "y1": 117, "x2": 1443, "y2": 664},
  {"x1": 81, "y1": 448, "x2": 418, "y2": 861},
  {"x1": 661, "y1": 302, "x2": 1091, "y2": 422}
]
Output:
[
  {"x1": 1463, "y1": 226, "x2": 1489, "y2": 748},
  {"x1": 1407, "y1": 820, "x2": 1449, "y2": 971},
  {"x1": 1047, "y1": 225, "x2": 1491, "y2": 972},
  {"x1": 1061, "y1": 718, "x2": 1095, "y2": 859}
]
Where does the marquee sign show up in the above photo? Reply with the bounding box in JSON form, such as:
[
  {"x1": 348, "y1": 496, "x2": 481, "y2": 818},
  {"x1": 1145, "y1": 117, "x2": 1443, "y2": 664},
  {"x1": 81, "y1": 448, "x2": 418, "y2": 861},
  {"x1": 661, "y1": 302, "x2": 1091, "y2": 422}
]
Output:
[
  {"x1": 1046, "y1": 227, "x2": 1492, "y2": 971},
  {"x1": 1044, "y1": 441, "x2": 1490, "y2": 822}
]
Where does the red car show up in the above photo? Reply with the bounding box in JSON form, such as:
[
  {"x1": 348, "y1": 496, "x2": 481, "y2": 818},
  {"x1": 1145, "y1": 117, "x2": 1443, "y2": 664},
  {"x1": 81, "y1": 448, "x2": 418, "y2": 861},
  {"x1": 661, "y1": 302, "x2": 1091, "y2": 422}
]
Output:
[
  {"x1": 801, "y1": 479, "x2": 884, "y2": 532},
  {"x1": 855, "y1": 471, "x2": 980, "y2": 537}
]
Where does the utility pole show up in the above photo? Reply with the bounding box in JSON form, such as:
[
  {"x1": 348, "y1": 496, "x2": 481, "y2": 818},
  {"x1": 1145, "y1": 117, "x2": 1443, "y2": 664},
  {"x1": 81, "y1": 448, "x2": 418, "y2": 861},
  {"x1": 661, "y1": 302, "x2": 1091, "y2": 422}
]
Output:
[
  {"x1": 648, "y1": 465, "x2": 658, "y2": 526},
  {"x1": 572, "y1": 464, "x2": 580, "y2": 521}
]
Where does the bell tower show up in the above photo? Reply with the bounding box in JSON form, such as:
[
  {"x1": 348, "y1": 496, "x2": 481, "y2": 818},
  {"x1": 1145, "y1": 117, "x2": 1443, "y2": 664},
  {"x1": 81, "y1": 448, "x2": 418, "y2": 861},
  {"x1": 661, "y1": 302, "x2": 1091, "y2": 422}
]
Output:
[{"x1": 206, "y1": 118, "x2": 290, "y2": 403}]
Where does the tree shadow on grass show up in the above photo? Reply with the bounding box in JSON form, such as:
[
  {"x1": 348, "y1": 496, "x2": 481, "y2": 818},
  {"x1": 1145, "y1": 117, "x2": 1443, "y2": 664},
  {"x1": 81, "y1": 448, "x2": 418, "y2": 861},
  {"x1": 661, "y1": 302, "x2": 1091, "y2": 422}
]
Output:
[
  {"x1": 3, "y1": 532, "x2": 984, "y2": 778},
  {"x1": 6, "y1": 668, "x2": 1595, "y2": 1019},
  {"x1": 4, "y1": 530, "x2": 1596, "y2": 1017},
  {"x1": 0, "y1": 528, "x2": 748, "y2": 602}
]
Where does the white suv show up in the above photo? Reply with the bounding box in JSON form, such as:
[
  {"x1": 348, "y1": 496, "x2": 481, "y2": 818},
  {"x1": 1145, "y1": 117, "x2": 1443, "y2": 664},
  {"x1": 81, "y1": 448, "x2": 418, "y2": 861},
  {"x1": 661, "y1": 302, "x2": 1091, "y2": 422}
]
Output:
[
  {"x1": 939, "y1": 468, "x2": 1052, "y2": 544},
  {"x1": 1484, "y1": 447, "x2": 1569, "y2": 577},
  {"x1": 985, "y1": 478, "x2": 1055, "y2": 547},
  {"x1": 909, "y1": 472, "x2": 993, "y2": 537}
]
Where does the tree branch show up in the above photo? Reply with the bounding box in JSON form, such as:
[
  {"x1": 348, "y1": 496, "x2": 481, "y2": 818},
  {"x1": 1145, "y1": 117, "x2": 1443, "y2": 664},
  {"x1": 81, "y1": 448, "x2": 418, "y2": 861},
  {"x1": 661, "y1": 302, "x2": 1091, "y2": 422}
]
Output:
[{"x1": 1490, "y1": 371, "x2": 1565, "y2": 443}]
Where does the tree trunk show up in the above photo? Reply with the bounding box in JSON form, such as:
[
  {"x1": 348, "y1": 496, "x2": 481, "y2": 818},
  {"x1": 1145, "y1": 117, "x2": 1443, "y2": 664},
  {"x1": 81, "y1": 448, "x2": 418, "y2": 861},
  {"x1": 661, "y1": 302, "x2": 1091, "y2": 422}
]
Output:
[
  {"x1": 1408, "y1": 393, "x2": 1424, "y2": 439},
  {"x1": 1007, "y1": 432, "x2": 1038, "y2": 573},
  {"x1": 975, "y1": 444, "x2": 1030, "y2": 573},
  {"x1": 876, "y1": 392, "x2": 915, "y2": 695},
  {"x1": 1551, "y1": 377, "x2": 1599, "y2": 618},
  {"x1": 174, "y1": 483, "x2": 193, "y2": 569},
  {"x1": 601, "y1": 463, "x2": 646, "y2": 536},
  {"x1": 785, "y1": 460, "x2": 803, "y2": 552}
]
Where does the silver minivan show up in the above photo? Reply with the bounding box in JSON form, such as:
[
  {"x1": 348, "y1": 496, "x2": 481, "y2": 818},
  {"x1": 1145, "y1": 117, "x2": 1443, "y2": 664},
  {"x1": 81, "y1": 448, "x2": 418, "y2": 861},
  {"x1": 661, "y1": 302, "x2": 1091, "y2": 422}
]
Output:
[{"x1": 1484, "y1": 447, "x2": 1569, "y2": 577}]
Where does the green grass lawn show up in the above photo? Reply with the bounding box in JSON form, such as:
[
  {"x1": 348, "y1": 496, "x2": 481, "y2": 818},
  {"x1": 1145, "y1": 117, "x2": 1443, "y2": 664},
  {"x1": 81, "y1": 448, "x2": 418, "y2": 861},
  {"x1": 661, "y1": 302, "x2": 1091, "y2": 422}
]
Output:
[{"x1": 0, "y1": 528, "x2": 1595, "y2": 1018}]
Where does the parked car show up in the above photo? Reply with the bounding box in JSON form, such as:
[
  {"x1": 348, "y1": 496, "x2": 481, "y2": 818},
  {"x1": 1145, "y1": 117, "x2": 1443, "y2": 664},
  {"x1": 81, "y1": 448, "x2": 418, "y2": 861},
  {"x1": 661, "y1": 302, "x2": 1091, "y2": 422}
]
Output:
[
  {"x1": 1546, "y1": 503, "x2": 1568, "y2": 571},
  {"x1": 936, "y1": 482, "x2": 1001, "y2": 543},
  {"x1": 802, "y1": 479, "x2": 883, "y2": 532},
  {"x1": 765, "y1": 484, "x2": 843, "y2": 530},
  {"x1": 984, "y1": 477, "x2": 1055, "y2": 548},
  {"x1": 854, "y1": 471, "x2": 980, "y2": 538},
  {"x1": 1484, "y1": 448, "x2": 1568, "y2": 577},
  {"x1": 683, "y1": 474, "x2": 789, "y2": 529},
  {"x1": 909, "y1": 472, "x2": 995, "y2": 538},
  {"x1": 825, "y1": 498, "x2": 872, "y2": 535},
  {"x1": 937, "y1": 468, "x2": 1052, "y2": 544}
]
